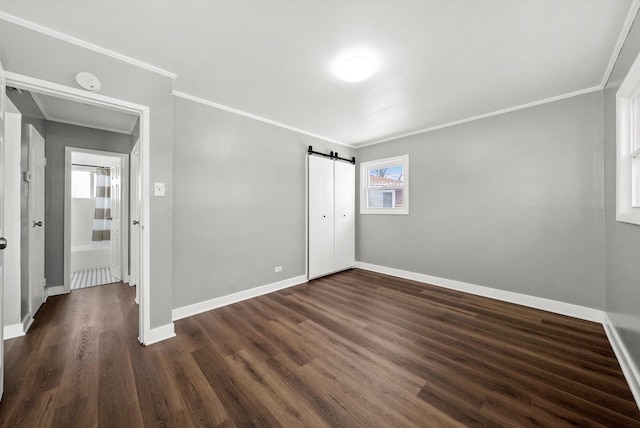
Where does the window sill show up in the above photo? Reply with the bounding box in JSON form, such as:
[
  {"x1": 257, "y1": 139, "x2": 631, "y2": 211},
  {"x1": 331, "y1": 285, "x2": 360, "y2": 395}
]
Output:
[
  {"x1": 360, "y1": 209, "x2": 409, "y2": 215},
  {"x1": 616, "y1": 211, "x2": 640, "y2": 226}
]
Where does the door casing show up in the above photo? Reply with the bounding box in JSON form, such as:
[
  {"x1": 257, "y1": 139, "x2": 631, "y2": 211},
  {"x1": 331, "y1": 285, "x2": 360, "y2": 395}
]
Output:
[
  {"x1": 65, "y1": 148, "x2": 129, "y2": 290},
  {"x1": 6, "y1": 71, "x2": 153, "y2": 345}
]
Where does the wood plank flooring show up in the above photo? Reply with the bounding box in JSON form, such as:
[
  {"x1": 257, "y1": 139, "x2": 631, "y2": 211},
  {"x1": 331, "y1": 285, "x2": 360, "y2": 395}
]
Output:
[{"x1": 0, "y1": 269, "x2": 639, "y2": 427}]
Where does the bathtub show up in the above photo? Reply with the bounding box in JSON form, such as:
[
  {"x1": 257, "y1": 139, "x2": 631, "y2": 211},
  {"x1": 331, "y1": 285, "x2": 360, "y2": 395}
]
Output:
[{"x1": 71, "y1": 241, "x2": 111, "y2": 271}]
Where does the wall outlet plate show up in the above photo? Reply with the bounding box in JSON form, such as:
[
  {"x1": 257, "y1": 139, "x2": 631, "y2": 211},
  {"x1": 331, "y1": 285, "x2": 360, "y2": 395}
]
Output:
[{"x1": 275, "y1": 266, "x2": 282, "y2": 272}]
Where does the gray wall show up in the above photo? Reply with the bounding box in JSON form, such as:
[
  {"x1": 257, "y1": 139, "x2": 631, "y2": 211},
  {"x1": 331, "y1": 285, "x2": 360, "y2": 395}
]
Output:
[
  {"x1": 172, "y1": 96, "x2": 354, "y2": 309},
  {"x1": 604, "y1": 15, "x2": 640, "y2": 373},
  {"x1": 44, "y1": 122, "x2": 133, "y2": 288},
  {"x1": 0, "y1": 20, "x2": 174, "y2": 329},
  {"x1": 356, "y1": 92, "x2": 605, "y2": 309}
]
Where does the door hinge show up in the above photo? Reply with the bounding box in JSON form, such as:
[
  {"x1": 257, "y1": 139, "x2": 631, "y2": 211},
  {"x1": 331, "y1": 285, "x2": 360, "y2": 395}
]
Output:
[{"x1": 43, "y1": 158, "x2": 47, "y2": 166}]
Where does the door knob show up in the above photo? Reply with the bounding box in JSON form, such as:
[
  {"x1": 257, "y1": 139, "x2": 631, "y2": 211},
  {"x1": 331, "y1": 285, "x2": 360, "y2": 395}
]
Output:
[
  {"x1": 32, "y1": 221, "x2": 43, "y2": 228},
  {"x1": 132, "y1": 220, "x2": 139, "y2": 225},
  {"x1": 0, "y1": 237, "x2": 7, "y2": 250}
]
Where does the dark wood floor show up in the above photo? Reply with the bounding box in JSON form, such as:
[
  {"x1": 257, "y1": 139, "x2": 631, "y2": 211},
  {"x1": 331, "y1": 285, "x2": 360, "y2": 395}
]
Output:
[{"x1": 0, "y1": 269, "x2": 639, "y2": 427}]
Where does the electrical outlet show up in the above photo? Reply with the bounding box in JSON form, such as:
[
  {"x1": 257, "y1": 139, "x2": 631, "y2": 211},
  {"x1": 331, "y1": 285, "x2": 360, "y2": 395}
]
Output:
[{"x1": 274, "y1": 266, "x2": 282, "y2": 273}]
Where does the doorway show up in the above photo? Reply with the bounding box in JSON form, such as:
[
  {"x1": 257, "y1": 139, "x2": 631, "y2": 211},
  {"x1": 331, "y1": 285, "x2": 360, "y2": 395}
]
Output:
[
  {"x1": 5, "y1": 71, "x2": 153, "y2": 345},
  {"x1": 67, "y1": 149, "x2": 129, "y2": 290}
]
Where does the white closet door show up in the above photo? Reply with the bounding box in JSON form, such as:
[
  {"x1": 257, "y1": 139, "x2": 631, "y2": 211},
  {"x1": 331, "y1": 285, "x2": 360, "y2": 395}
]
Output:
[
  {"x1": 334, "y1": 161, "x2": 355, "y2": 271},
  {"x1": 308, "y1": 156, "x2": 335, "y2": 279}
]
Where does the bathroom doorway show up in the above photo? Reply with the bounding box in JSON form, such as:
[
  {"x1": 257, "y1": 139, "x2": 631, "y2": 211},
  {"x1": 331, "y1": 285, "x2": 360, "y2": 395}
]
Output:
[{"x1": 68, "y1": 148, "x2": 129, "y2": 290}]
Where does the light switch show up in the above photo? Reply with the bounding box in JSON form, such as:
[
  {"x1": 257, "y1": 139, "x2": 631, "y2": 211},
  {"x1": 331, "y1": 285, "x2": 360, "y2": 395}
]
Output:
[{"x1": 154, "y1": 182, "x2": 166, "y2": 197}]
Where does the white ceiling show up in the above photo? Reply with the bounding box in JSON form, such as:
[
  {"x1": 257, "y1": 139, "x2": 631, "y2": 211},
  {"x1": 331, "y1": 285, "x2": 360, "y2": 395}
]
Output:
[
  {"x1": 0, "y1": 0, "x2": 636, "y2": 147},
  {"x1": 31, "y1": 92, "x2": 138, "y2": 135}
]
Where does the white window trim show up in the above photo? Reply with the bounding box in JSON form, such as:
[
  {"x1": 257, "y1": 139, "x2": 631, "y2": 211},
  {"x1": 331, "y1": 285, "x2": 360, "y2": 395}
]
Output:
[
  {"x1": 616, "y1": 50, "x2": 640, "y2": 225},
  {"x1": 360, "y1": 154, "x2": 409, "y2": 215}
]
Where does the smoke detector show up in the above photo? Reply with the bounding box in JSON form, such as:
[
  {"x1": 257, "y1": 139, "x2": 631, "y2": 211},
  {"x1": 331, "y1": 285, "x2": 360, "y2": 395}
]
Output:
[{"x1": 75, "y1": 72, "x2": 101, "y2": 92}]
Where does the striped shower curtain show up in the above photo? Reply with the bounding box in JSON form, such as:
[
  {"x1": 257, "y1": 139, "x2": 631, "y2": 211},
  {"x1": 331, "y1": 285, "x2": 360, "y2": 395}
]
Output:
[{"x1": 92, "y1": 167, "x2": 111, "y2": 241}]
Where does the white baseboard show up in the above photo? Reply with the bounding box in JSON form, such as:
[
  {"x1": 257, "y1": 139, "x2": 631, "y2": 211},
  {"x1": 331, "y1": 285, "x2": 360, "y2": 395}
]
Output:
[
  {"x1": 603, "y1": 314, "x2": 640, "y2": 410},
  {"x1": 354, "y1": 262, "x2": 604, "y2": 323},
  {"x1": 3, "y1": 322, "x2": 25, "y2": 340},
  {"x1": 22, "y1": 313, "x2": 34, "y2": 335},
  {"x1": 142, "y1": 323, "x2": 176, "y2": 346},
  {"x1": 172, "y1": 274, "x2": 308, "y2": 321},
  {"x1": 46, "y1": 285, "x2": 68, "y2": 298}
]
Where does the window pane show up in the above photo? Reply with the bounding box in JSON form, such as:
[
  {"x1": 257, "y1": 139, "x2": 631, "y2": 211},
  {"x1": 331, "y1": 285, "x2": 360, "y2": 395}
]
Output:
[
  {"x1": 369, "y1": 165, "x2": 404, "y2": 188},
  {"x1": 368, "y1": 189, "x2": 395, "y2": 208},
  {"x1": 72, "y1": 170, "x2": 92, "y2": 198}
]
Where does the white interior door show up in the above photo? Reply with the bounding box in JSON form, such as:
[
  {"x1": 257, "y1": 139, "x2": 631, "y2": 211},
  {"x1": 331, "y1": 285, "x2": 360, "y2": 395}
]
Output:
[
  {"x1": 0, "y1": 58, "x2": 7, "y2": 401},
  {"x1": 28, "y1": 125, "x2": 45, "y2": 318},
  {"x1": 130, "y1": 140, "x2": 140, "y2": 296},
  {"x1": 308, "y1": 156, "x2": 335, "y2": 279},
  {"x1": 334, "y1": 161, "x2": 355, "y2": 271},
  {"x1": 110, "y1": 164, "x2": 121, "y2": 279}
]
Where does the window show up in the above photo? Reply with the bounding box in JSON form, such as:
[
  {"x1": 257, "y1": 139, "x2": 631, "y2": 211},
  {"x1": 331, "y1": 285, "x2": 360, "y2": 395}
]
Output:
[
  {"x1": 71, "y1": 168, "x2": 96, "y2": 199},
  {"x1": 616, "y1": 51, "x2": 640, "y2": 225},
  {"x1": 360, "y1": 155, "x2": 409, "y2": 214}
]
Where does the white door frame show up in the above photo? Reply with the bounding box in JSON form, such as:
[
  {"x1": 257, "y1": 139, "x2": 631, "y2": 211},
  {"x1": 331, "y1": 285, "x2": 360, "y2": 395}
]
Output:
[
  {"x1": 64, "y1": 147, "x2": 129, "y2": 291},
  {"x1": 6, "y1": 71, "x2": 153, "y2": 345},
  {"x1": 130, "y1": 138, "x2": 141, "y2": 303}
]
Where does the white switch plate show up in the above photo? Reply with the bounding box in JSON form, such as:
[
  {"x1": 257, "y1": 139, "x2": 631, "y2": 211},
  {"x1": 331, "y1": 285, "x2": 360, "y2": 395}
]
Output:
[
  {"x1": 274, "y1": 266, "x2": 282, "y2": 272},
  {"x1": 154, "y1": 182, "x2": 166, "y2": 197}
]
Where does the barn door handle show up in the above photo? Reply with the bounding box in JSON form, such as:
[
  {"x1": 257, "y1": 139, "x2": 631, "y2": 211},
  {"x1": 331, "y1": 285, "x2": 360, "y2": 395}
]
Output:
[{"x1": 32, "y1": 221, "x2": 43, "y2": 228}]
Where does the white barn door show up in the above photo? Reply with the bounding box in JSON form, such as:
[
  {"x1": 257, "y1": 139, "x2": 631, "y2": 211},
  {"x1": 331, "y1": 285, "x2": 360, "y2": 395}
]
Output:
[
  {"x1": 334, "y1": 161, "x2": 355, "y2": 271},
  {"x1": 308, "y1": 155, "x2": 355, "y2": 279},
  {"x1": 308, "y1": 156, "x2": 335, "y2": 279}
]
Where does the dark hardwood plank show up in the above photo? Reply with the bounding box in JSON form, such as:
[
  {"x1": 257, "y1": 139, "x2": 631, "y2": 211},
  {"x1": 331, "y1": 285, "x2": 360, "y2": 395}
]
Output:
[{"x1": 0, "y1": 269, "x2": 639, "y2": 427}]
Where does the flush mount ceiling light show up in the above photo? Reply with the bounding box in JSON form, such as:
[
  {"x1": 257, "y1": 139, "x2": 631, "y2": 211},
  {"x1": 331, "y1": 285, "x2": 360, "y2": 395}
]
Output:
[{"x1": 336, "y1": 56, "x2": 375, "y2": 82}]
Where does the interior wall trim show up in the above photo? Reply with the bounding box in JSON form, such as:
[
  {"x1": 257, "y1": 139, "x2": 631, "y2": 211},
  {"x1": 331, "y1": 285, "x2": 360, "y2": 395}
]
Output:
[
  {"x1": 0, "y1": 11, "x2": 177, "y2": 80},
  {"x1": 3, "y1": 323, "x2": 25, "y2": 340},
  {"x1": 603, "y1": 314, "x2": 640, "y2": 410},
  {"x1": 143, "y1": 323, "x2": 176, "y2": 346},
  {"x1": 172, "y1": 90, "x2": 350, "y2": 148},
  {"x1": 354, "y1": 261, "x2": 604, "y2": 323},
  {"x1": 22, "y1": 313, "x2": 33, "y2": 335},
  {"x1": 172, "y1": 274, "x2": 308, "y2": 322},
  {"x1": 46, "y1": 285, "x2": 67, "y2": 298},
  {"x1": 601, "y1": 0, "x2": 640, "y2": 88}
]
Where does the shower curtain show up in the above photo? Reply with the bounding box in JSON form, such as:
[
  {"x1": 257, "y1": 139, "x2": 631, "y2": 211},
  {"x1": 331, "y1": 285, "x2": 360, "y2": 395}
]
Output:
[{"x1": 92, "y1": 167, "x2": 111, "y2": 241}]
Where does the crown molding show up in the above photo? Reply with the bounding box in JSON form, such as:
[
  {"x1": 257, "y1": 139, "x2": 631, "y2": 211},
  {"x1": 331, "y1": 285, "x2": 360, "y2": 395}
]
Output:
[
  {"x1": 0, "y1": 11, "x2": 177, "y2": 80},
  {"x1": 173, "y1": 90, "x2": 353, "y2": 148},
  {"x1": 601, "y1": 0, "x2": 640, "y2": 88}
]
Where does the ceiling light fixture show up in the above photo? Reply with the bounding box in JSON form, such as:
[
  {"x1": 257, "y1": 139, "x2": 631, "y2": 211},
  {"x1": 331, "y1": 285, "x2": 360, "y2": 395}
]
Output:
[{"x1": 336, "y1": 56, "x2": 374, "y2": 83}]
